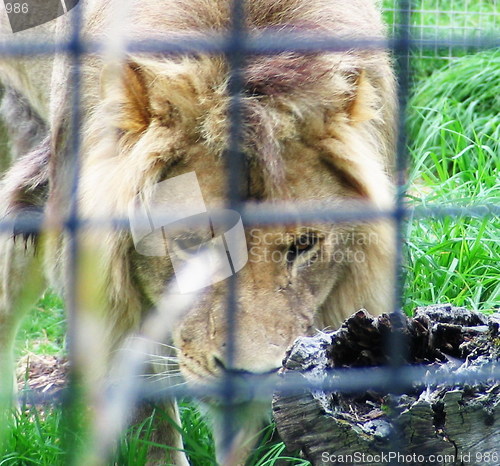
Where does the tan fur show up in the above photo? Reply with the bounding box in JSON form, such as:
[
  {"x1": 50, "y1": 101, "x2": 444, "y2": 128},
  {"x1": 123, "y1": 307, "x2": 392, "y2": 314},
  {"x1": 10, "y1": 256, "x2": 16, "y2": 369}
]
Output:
[{"x1": 0, "y1": 1, "x2": 396, "y2": 464}]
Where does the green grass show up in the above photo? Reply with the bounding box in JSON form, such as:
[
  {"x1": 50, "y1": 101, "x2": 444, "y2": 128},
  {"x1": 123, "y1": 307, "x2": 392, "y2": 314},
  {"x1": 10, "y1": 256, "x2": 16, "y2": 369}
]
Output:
[
  {"x1": 403, "y1": 49, "x2": 500, "y2": 312},
  {"x1": 3, "y1": 6, "x2": 499, "y2": 466},
  {"x1": 15, "y1": 293, "x2": 66, "y2": 358},
  {"x1": 0, "y1": 405, "x2": 65, "y2": 466}
]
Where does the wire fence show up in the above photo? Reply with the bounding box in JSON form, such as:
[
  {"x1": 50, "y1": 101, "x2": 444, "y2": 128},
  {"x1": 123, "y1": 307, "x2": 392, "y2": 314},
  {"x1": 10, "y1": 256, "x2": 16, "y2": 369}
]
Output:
[
  {"x1": 0, "y1": 0, "x2": 499, "y2": 464},
  {"x1": 383, "y1": 0, "x2": 499, "y2": 59}
]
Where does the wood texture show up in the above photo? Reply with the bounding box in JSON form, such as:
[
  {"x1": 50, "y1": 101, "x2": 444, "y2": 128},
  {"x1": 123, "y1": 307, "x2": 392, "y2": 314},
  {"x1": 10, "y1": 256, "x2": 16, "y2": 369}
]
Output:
[{"x1": 272, "y1": 305, "x2": 499, "y2": 465}]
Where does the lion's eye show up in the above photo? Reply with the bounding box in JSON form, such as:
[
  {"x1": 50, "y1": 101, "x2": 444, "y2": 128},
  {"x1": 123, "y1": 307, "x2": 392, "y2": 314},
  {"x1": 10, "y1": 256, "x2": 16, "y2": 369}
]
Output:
[
  {"x1": 173, "y1": 234, "x2": 206, "y2": 253},
  {"x1": 286, "y1": 234, "x2": 318, "y2": 264}
]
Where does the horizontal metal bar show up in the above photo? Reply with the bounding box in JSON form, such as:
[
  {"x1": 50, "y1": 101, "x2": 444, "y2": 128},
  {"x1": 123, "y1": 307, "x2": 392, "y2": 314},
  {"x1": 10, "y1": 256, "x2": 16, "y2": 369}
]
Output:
[
  {"x1": 0, "y1": 203, "x2": 497, "y2": 235},
  {"x1": 16, "y1": 360, "x2": 500, "y2": 406},
  {"x1": 0, "y1": 34, "x2": 498, "y2": 57}
]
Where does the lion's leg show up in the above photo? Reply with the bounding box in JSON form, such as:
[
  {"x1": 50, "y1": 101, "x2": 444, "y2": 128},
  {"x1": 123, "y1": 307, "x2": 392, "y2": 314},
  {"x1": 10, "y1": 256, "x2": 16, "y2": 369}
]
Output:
[
  {"x1": 0, "y1": 232, "x2": 45, "y2": 412},
  {"x1": 129, "y1": 354, "x2": 189, "y2": 465},
  {"x1": 158, "y1": 399, "x2": 189, "y2": 466},
  {"x1": 133, "y1": 400, "x2": 189, "y2": 466},
  {"x1": 210, "y1": 401, "x2": 269, "y2": 466},
  {"x1": 0, "y1": 91, "x2": 48, "y2": 433}
]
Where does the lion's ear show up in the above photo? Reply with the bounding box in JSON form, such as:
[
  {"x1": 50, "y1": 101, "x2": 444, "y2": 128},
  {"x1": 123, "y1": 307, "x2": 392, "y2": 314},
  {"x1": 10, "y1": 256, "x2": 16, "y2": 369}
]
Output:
[
  {"x1": 345, "y1": 70, "x2": 379, "y2": 123},
  {"x1": 317, "y1": 68, "x2": 392, "y2": 204},
  {"x1": 100, "y1": 62, "x2": 151, "y2": 133},
  {"x1": 319, "y1": 132, "x2": 393, "y2": 207}
]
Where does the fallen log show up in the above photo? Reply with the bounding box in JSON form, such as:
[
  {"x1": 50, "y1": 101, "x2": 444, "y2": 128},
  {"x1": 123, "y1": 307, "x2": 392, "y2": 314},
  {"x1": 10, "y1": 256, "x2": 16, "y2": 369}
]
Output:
[{"x1": 272, "y1": 305, "x2": 500, "y2": 466}]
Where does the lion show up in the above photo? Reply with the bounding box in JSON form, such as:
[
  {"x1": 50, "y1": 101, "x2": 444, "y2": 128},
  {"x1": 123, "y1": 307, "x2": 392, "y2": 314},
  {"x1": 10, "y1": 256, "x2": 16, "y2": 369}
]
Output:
[{"x1": 0, "y1": 0, "x2": 396, "y2": 464}]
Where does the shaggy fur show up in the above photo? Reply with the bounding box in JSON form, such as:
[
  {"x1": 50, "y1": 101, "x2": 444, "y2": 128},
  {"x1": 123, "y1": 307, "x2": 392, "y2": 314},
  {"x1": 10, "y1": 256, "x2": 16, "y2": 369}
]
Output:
[
  {"x1": 0, "y1": 87, "x2": 47, "y2": 161},
  {"x1": 0, "y1": 1, "x2": 397, "y2": 464}
]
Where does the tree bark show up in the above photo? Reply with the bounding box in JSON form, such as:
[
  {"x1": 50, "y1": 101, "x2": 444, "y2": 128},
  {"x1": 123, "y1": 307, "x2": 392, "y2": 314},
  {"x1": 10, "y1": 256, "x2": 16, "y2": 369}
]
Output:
[{"x1": 272, "y1": 305, "x2": 500, "y2": 465}]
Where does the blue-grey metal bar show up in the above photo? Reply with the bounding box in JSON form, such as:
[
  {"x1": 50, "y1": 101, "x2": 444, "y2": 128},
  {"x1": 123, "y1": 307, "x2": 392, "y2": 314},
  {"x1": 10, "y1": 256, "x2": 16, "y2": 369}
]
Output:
[
  {"x1": 61, "y1": 3, "x2": 84, "y2": 465},
  {"x1": 17, "y1": 361, "x2": 500, "y2": 406},
  {"x1": 0, "y1": 35, "x2": 499, "y2": 57},
  {"x1": 3, "y1": 203, "x2": 498, "y2": 234},
  {"x1": 221, "y1": 0, "x2": 247, "y2": 456},
  {"x1": 388, "y1": 0, "x2": 414, "y2": 463}
]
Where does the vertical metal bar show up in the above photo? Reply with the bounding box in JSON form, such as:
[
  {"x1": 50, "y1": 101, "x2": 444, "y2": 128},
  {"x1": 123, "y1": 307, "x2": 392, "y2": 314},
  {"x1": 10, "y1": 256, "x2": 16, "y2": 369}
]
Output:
[
  {"x1": 387, "y1": 0, "x2": 413, "y2": 464},
  {"x1": 395, "y1": 0, "x2": 412, "y2": 312},
  {"x1": 61, "y1": 2, "x2": 83, "y2": 464},
  {"x1": 226, "y1": 4, "x2": 247, "y2": 213},
  {"x1": 222, "y1": 0, "x2": 247, "y2": 454}
]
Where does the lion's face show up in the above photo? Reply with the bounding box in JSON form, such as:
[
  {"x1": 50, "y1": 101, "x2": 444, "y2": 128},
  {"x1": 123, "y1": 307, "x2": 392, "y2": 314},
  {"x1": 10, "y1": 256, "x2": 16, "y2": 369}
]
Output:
[
  {"x1": 82, "y1": 44, "x2": 395, "y2": 386},
  {"x1": 129, "y1": 140, "x2": 363, "y2": 380}
]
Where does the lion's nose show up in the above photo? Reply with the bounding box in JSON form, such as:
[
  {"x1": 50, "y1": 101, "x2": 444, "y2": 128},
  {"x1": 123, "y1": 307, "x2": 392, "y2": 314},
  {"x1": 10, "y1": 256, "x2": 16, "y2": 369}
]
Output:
[
  {"x1": 209, "y1": 355, "x2": 280, "y2": 404},
  {"x1": 212, "y1": 354, "x2": 281, "y2": 376}
]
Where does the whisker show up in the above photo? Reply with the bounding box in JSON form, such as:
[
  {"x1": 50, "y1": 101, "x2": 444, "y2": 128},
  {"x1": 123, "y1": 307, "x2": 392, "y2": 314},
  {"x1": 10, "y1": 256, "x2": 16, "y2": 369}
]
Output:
[
  {"x1": 124, "y1": 336, "x2": 179, "y2": 351},
  {"x1": 148, "y1": 360, "x2": 179, "y2": 367},
  {"x1": 139, "y1": 371, "x2": 183, "y2": 378},
  {"x1": 148, "y1": 378, "x2": 188, "y2": 387},
  {"x1": 117, "y1": 348, "x2": 179, "y2": 361},
  {"x1": 149, "y1": 354, "x2": 179, "y2": 362},
  {"x1": 151, "y1": 341, "x2": 180, "y2": 352}
]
